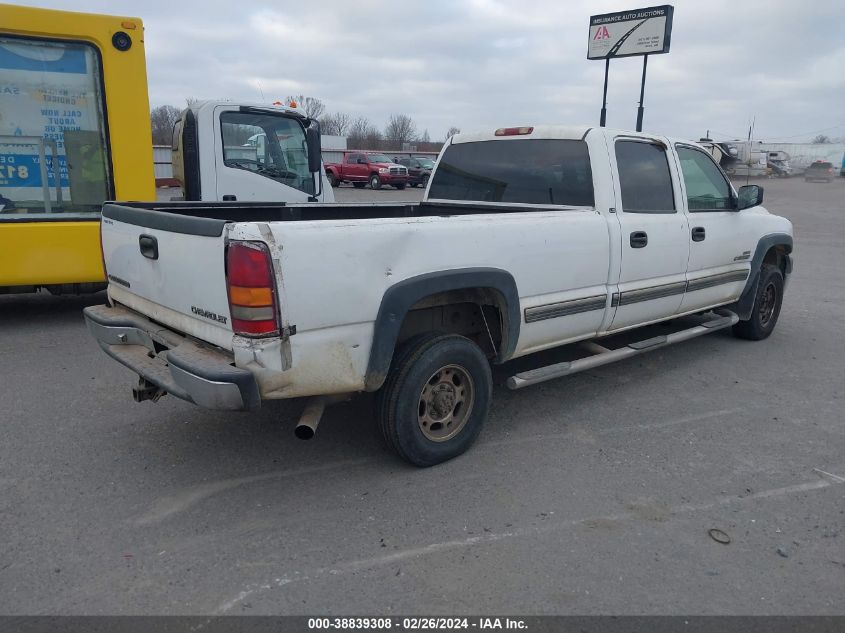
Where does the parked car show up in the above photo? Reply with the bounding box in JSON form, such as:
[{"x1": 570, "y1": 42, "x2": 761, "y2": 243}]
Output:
[
  {"x1": 768, "y1": 158, "x2": 792, "y2": 178},
  {"x1": 804, "y1": 161, "x2": 834, "y2": 182},
  {"x1": 393, "y1": 156, "x2": 435, "y2": 187},
  {"x1": 85, "y1": 125, "x2": 793, "y2": 466},
  {"x1": 324, "y1": 152, "x2": 409, "y2": 189}
]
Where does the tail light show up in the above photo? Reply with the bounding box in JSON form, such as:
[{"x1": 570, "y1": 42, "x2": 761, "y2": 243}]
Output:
[{"x1": 226, "y1": 241, "x2": 280, "y2": 336}]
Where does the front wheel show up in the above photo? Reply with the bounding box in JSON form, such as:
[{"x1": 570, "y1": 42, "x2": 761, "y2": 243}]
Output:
[
  {"x1": 369, "y1": 174, "x2": 382, "y2": 190},
  {"x1": 327, "y1": 172, "x2": 338, "y2": 187},
  {"x1": 421, "y1": 174, "x2": 430, "y2": 188},
  {"x1": 376, "y1": 333, "x2": 492, "y2": 467},
  {"x1": 733, "y1": 264, "x2": 784, "y2": 340}
]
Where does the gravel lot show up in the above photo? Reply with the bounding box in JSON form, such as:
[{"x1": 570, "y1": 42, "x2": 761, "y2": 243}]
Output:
[{"x1": 2, "y1": 177, "x2": 844, "y2": 615}]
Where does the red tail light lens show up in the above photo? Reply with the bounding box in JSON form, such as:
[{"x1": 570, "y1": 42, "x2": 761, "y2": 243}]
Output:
[{"x1": 226, "y1": 241, "x2": 279, "y2": 336}]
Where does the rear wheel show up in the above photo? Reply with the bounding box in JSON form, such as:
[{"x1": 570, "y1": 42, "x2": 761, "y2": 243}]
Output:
[
  {"x1": 733, "y1": 264, "x2": 784, "y2": 340},
  {"x1": 369, "y1": 174, "x2": 382, "y2": 190},
  {"x1": 421, "y1": 174, "x2": 430, "y2": 187},
  {"x1": 376, "y1": 333, "x2": 492, "y2": 467},
  {"x1": 352, "y1": 182, "x2": 366, "y2": 189}
]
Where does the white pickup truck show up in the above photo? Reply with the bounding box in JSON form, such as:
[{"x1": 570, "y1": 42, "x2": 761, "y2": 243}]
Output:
[{"x1": 84, "y1": 125, "x2": 793, "y2": 466}]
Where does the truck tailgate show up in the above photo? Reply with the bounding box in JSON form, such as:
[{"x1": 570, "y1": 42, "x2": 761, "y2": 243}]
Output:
[{"x1": 100, "y1": 204, "x2": 234, "y2": 350}]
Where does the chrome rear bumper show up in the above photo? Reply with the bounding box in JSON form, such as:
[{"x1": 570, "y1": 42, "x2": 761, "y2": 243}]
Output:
[{"x1": 83, "y1": 304, "x2": 260, "y2": 411}]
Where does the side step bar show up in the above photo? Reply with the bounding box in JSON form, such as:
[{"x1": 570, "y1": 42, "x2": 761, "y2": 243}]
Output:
[{"x1": 506, "y1": 310, "x2": 739, "y2": 390}]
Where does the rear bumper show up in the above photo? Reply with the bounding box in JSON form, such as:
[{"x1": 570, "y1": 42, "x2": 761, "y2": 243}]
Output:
[{"x1": 83, "y1": 303, "x2": 260, "y2": 411}]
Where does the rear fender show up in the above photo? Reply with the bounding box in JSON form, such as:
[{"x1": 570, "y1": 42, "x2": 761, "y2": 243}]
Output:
[{"x1": 364, "y1": 268, "x2": 520, "y2": 391}]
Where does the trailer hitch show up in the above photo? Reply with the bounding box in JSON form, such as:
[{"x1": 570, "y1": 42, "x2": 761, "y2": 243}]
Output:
[{"x1": 132, "y1": 378, "x2": 166, "y2": 403}]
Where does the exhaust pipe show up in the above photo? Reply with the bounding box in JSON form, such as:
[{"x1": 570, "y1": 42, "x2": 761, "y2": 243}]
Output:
[{"x1": 295, "y1": 396, "x2": 327, "y2": 440}]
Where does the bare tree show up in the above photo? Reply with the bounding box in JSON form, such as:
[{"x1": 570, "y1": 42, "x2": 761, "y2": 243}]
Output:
[
  {"x1": 811, "y1": 134, "x2": 831, "y2": 144},
  {"x1": 150, "y1": 104, "x2": 181, "y2": 145},
  {"x1": 445, "y1": 126, "x2": 461, "y2": 140},
  {"x1": 348, "y1": 116, "x2": 382, "y2": 149},
  {"x1": 320, "y1": 112, "x2": 352, "y2": 136},
  {"x1": 285, "y1": 95, "x2": 326, "y2": 120},
  {"x1": 384, "y1": 114, "x2": 418, "y2": 148}
]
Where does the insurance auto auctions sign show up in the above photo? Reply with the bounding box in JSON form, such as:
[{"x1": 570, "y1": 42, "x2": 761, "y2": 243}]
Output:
[{"x1": 588, "y1": 5, "x2": 674, "y2": 59}]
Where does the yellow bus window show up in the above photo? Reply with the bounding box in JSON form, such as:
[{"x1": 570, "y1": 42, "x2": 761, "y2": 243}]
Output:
[{"x1": 0, "y1": 36, "x2": 111, "y2": 218}]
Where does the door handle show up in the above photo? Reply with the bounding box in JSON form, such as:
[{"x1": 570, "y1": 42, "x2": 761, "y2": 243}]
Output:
[
  {"x1": 691, "y1": 226, "x2": 706, "y2": 242},
  {"x1": 629, "y1": 231, "x2": 648, "y2": 248},
  {"x1": 222, "y1": 194, "x2": 237, "y2": 201},
  {"x1": 138, "y1": 234, "x2": 158, "y2": 260}
]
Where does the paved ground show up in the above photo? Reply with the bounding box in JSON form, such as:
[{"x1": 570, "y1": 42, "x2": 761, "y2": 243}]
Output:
[{"x1": 2, "y1": 178, "x2": 844, "y2": 615}]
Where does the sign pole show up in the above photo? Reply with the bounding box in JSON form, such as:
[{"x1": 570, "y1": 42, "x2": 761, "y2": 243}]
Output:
[
  {"x1": 636, "y1": 54, "x2": 649, "y2": 132},
  {"x1": 600, "y1": 57, "x2": 610, "y2": 127},
  {"x1": 589, "y1": 6, "x2": 672, "y2": 133}
]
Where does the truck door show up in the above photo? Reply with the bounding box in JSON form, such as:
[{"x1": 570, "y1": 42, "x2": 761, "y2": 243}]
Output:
[
  {"x1": 609, "y1": 137, "x2": 690, "y2": 331},
  {"x1": 212, "y1": 105, "x2": 316, "y2": 202},
  {"x1": 347, "y1": 153, "x2": 365, "y2": 181},
  {"x1": 673, "y1": 143, "x2": 755, "y2": 313}
]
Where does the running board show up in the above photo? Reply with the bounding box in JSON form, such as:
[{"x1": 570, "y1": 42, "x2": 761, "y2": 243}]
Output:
[{"x1": 506, "y1": 311, "x2": 739, "y2": 390}]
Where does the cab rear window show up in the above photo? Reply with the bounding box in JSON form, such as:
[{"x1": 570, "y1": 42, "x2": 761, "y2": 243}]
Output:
[{"x1": 428, "y1": 139, "x2": 594, "y2": 207}]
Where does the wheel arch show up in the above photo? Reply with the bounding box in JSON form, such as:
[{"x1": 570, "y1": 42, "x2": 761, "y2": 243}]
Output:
[
  {"x1": 364, "y1": 268, "x2": 520, "y2": 392},
  {"x1": 733, "y1": 233, "x2": 792, "y2": 320}
]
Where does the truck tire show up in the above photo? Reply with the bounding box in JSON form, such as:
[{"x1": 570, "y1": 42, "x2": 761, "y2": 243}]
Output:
[
  {"x1": 376, "y1": 333, "x2": 492, "y2": 467},
  {"x1": 422, "y1": 174, "x2": 430, "y2": 187},
  {"x1": 395, "y1": 182, "x2": 406, "y2": 190},
  {"x1": 369, "y1": 174, "x2": 382, "y2": 190},
  {"x1": 733, "y1": 264, "x2": 784, "y2": 340},
  {"x1": 327, "y1": 172, "x2": 338, "y2": 187},
  {"x1": 353, "y1": 182, "x2": 366, "y2": 189}
]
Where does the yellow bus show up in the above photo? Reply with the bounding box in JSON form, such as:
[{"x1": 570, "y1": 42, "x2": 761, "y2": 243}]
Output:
[{"x1": 0, "y1": 4, "x2": 154, "y2": 294}]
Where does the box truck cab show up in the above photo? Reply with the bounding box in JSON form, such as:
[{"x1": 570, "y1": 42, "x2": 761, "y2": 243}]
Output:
[{"x1": 172, "y1": 101, "x2": 334, "y2": 203}]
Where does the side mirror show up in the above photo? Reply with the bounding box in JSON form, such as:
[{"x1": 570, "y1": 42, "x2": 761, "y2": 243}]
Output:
[
  {"x1": 737, "y1": 184, "x2": 764, "y2": 210},
  {"x1": 305, "y1": 120, "x2": 321, "y2": 173}
]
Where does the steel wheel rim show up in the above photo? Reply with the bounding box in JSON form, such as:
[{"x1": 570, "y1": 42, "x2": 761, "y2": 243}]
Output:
[
  {"x1": 418, "y1": 364, "x2": 475, "y2": 442},
  {"x1": 759, "y1": 282, "x2": 777, "y2": 326}
]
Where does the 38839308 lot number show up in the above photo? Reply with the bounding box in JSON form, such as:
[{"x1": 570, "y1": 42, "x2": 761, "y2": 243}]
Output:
[{"x1": 308, "y1": 618, "x2": 475, "y2": 629}]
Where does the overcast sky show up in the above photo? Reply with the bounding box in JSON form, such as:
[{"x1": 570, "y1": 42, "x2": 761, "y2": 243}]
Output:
[{"x1": 9, "y1": 0, "x2": 845, "y2": 142}]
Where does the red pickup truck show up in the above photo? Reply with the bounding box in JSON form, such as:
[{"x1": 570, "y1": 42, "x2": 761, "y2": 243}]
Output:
[{"x1": 324, "y1": 151, "x2": 409, "y2": 190}]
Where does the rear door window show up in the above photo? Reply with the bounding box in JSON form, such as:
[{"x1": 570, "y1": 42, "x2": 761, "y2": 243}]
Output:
[
  {"x1": 428, "y1": 139, "x2": 594, "y2": 206},
  {"x1": 0, "y1": 36, "x2": 111, "y2": 219},
  {"x1": 614, "y1": 140, "x2": 675, "y2": 213}
]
